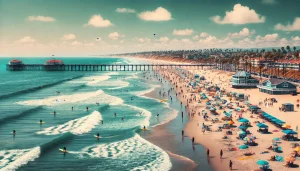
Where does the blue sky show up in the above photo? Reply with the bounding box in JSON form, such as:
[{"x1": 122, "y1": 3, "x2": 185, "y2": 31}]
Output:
[{"x1": 0, "y1": 0, "x2": 299, "y2": 56}]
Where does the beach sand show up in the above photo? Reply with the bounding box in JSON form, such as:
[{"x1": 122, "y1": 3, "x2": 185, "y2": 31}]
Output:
[{"x1": 124, "y1": 55, "x2": 300, "y2": 171}]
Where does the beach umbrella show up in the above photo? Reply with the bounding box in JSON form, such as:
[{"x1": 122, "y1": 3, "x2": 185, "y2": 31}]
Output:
[
  {"x1": 239, "y1": 118, "x2": 249, "y2": 123},
  {"x1": 282, "y1": 124, "x2": 291, "y2": 129},
  {"x1": 238, "y1": 130, "x2": 246, "y2": 134},
  {"x1": 285, "y1": 156, "x2": 296, "y2": 162},
  {"x1": 294, "y1": 146, "x2": 300, "y2": 152},
  {"x1": 257, "y1": 123, "x2": 268, "y2": 128},
  {"x1": 228, "y1": 120, "x2": 234, "y2": 125},
  {"x1": 243, "y1": 137, "x2": 249, "y2": 141},
  {"x1": 238, "y1": 125, "x2": 248, "y2": 130},
  {"x1": 282, "y1": 130, "x2": 298, "y2": 135},
  {"x1": 273, "y1": 137, "x2": 280, "y2": 141},
  {"x1": 239, "y1": 145, "x2": 248, "y2": 149},
  {"x1": 257, "y1": 160, "x2": 269, "y2": 166}
]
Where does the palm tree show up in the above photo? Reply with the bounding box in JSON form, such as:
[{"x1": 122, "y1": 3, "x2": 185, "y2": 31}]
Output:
[
  {"x1": 281, "y1": 47, "x2": 285, "y2": 53},
  {"x1": 286, "y1": 46, "x2": 291, "y2": 52},
  {"x1": 293, "y1": 46, "x2": 296, "y2": 52}
]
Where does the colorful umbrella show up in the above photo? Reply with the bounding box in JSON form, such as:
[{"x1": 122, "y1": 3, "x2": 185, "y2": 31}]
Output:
[
  {"x1": 294, "y1": 146, "x2": 300, "y2": 152},
  {"x1": 257, "y1": 160, "x2": 269, "y2": 165},
  {"x1": 282, "y1": 124, "x2": 291, "y2": 129},
  {"x1": 239, "y1": 145, "x2": 248, "y2": 149}
]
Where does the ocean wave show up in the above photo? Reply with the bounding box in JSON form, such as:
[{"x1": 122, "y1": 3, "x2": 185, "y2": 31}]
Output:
[
  {"x1": 0, "y1": 106, "x2": 43, "y2": 123},
  {"x1": 37, "y1": 111, "x2": 102, "y2": 135},
  {"x1": 0, "y1": 147, "x2": 40, "y2": 171},
  {"x1": 124, "y1": 104, "x2": 151, "y2": 128},
  {"x1": 77, "y1": 134, "x2": 172, "y2": 171},
  {"x1": 0, "y1": 75, "x2": 83, "y2": 101},
  {"x1": 16, "y1": 90, "x2": 123, "y2": 106},
  {"x1": 106, "y1": 80, "x2": 130, "y2": 90},
  {"x1": 134, "y1": 84, "x2": 161, "y2": 96}
]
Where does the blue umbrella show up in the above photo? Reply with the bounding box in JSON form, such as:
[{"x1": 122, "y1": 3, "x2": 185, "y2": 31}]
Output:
[
  {"x1": 282, "y1": 130, "x2": 298, "y2": 135},
  {"x1": 239, "y1": 125, "x2": 248, "y2": 130},
  {"x1": 257, "y1": 123, "x2": 268, "y2": 128},
  {"x1": 239, "y1": 118, "x2": 249, "y2": 123},
  {"x1": 239, "y1": 145, "x2": 248, "y2": 149},
  {"x1": 273, "y1": 137, "x2": 280, "y2": 141},
  {"x1": 257, "y1": 160, "x2": 269, "y2": 165}
]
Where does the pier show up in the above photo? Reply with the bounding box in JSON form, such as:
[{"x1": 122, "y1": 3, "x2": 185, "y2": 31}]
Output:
[{"x1": 6, "y1": 64, "x2": 216, "y2": 71}]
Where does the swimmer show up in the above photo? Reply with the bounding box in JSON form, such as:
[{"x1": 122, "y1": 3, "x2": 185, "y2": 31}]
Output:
[
  {"x1": 157, "y1": 114, "x2": 159, "y2": 117},
  {"x1": 114, "y1": 113, "x2": 117, "y2": 117},
  {"x1": 53, "y1": 111, "x2": 56, "y2": 115},
  {"x1": 96, "y1": 133, "x2": 100, "y2": 139},
  {"x1": 71, "y1": 107, "x2": 74, "y2": 111},
  {"x1": 86, "y1": 107, "x2": 89, "y2": 111},
  {"x1": 39, "y1": 119, "x2": 43, "y2": 124}
]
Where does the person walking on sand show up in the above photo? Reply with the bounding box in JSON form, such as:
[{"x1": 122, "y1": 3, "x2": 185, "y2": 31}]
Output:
[
  {"x1": 229, "y1": 160, "x2": 233, "y2": 170},
  {"x1": 207, "y1": 148, "x2": 210, "y2": 157},
  {"x1": 220, "y1": 149, "x2": 223, "y2": 159}
]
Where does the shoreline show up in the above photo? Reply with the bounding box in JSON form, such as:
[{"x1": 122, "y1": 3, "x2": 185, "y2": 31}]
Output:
[{"x1": 124, "y1": 55, "x2": 300, "y2": 171}]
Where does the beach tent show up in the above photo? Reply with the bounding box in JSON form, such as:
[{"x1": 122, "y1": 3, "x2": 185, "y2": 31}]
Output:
[
  {"x1": 239, "y1": 125, "x2": 248, "y2": 130},
  {"x1": 282, "y1": 103, "x2": 294, "y2": 111},
  {"x1": 282, "y1": 130, "x2": 298, "y2": 135}
]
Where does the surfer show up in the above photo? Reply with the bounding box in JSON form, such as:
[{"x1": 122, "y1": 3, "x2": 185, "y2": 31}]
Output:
[
  {"x1": 86, "y1": 107, "x2": 89, "y2": 111},
  {"x1": 53, "y1": 111, "x2": 56, "y2": 115},
  {"x1": 96, "y1": 133, "x2": 100, "y2": 139},
  {"x1": 143, "y1": 126, "x2": 146, "y2": 130},
  {"x1": 71, "y1": 106, "x2": 74, "y2": 111},
  {"x1": 114, "y1": 113, "x2": 117, "y2": 117},
  {"x1": 39, "y1": 120, "x2": 43, "y2": 124},
  {"x1": 12, "y1": 130, "x2": 16, "y2": 135},
  {"x1": 63, "y1": 147, "x2": 67, "y2": 153}
]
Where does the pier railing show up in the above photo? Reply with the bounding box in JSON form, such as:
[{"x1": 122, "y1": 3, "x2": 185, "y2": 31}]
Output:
[{"x1": 6, "y1": 64, "x2": 216, "y2": 71}]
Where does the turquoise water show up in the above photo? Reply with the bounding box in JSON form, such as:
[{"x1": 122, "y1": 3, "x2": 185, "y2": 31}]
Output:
[{"x1": 0, "y1": 57, "x2": 177, "y2": 171}]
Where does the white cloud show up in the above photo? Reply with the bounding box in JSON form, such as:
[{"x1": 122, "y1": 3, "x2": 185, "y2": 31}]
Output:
[
  {"x1": 84, "y1": 15, "x2": 113, "y2": 28},
  {"x1": 256, "y1": 33, "x2": 278, "y2": 42},
  {"x1": 275, "y1": 17, "x2": 300, "y2": 31},
  {"x1": 173, "y1": 29, "x2": 194, "y2": 36},
  {"x1": 135, "y1": 37, "x2": 151, "y2": 43},
  {"x1": 262, "y1": 0, "x2": 276, "y2": 4},
  {"x1": 120, "y1": 40, "x2": 124, "y2": 43},
  {"x1": 228, "y1": 28, "x2": 255, "y2": 38},
  {"x1": 159, "y1": 37, "x2": 169, "y2": 43},
  {"x1": 292, "y1": 36, "x2": 300, "y2": 41},
  {"x1": 27, "y1": 16, "x2": 55, "y2": 22},
  {"x1": 193, "y1": 35, "x2": 199, "y2": 40},
  {"x1": 19, "y1": 36, "x2": 36, "y2": 43},
  {"x1": 211, "y1": 4, "x2": 265, "y2": 24},
  {"x1": 181, "y1": 38, "x2": 191, "y2": 43},
  {"x1": 71, "y1": 41, "x2": 82, "y2": 46},
  {"x1": 116, "y1": 8, "x2": 135, "y2": 13},
  {"x1": 200, "y1": 32, "x2": 210, "y2": 38},
  {"x1": 62, "y1": 34, "x2": 76, "y2": 40},
  {"x1": 108, "y1": 32, "x2": 123, "y2": 40},
  {"x1": 138, "y1": 7, "x2": 172, "y2": 21}
]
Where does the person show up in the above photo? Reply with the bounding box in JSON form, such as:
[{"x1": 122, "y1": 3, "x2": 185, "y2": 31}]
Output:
[
  {"x1": 207, "y1": 148, "x2": 210, "y2": 157},
  {"x1": 121, "y1": 117, "x2": 124, "y2": 121},
  {"x1": 40, "y1": 120, "x2": 43, "y2": 124},
  {"x1": 71, "y1": 107, "x2": 73, "y2": 111},
  {"x1": 229, "y1": 160, "x2": 233, "y2": 170},
  {"x1": 12, "y1": 130, "x2": 16, "y2": 135},
  {"x1": 96, "y1": 133, "x2": 100, "y2": 139},
  {"x1": 63, "y1": 147, "x2": 67, "y2": 153},
  {"x1": 157, "y1": 114, "x2": 159, "y2": 117},
  {"x1": 182, "y1": 130, "x2": 184, "y2": 137},
  {"x1": 101, "y1": 120, "x2": 103, "y2": 124},
  {"x1": 54, "y1": 111, "x2": 56, "y2": 115},
  {"x1": 182, "y1": 112, "x2": 183, "y2": 118},
  {"x1": 86, "y1": 107, "x2": 89, "y2": 111},
  {"x1": 192, "y1": 137, "x2": 195, "y2": 145},
  {"x1": 114, "y1": 113, "x2": 117, "y2": 117},
  {"x1": 220, "y1": 149, "x2": 223, "y2": 159},
  {"x1": 143, "y1": 126, "x2": 146, "y2": 130}
]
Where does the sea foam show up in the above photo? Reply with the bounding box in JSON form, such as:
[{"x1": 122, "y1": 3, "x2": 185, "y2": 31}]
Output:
[
  {"x1": 0, "y1": 147, "x2": 40, "y2": 171},
  {"x1": 36, "y1": 111, "x2": 102, "y2": 135}
]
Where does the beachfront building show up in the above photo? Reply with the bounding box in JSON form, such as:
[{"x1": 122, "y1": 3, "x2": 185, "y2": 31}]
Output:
[
  {"x1": 8, "y1": 59, "x2": 23, "y2": 65},
  {"x1": 44, "y1": 59, "x2": 64, "y2": 65},
  {"x1": 232, "y1": 71, "x2": 259, "y2": 88},
  {"x1": 257, "y1": 78, "x2": 297, "y2": 95},
  {"x1": 282, "y1": 103, "x2": 294, "y2": 111}
]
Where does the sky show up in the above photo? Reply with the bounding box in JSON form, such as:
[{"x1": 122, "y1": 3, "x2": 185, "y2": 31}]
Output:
[{"x1": 0, "y1": 0, "x2": 300, "y2": 57}]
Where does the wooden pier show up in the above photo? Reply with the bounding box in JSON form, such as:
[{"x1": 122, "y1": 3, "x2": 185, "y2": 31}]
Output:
[{"x1": 6, "y1": 64, "x2": 216, "y2": 71}]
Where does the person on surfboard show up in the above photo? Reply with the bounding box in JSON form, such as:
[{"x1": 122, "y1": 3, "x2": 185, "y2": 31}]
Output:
[
  {"x1": 12, "y1": 130, "x2": 16, "y2": 135},
  {"x1": 39, "y1": 120, "x2": 43, "y2": 124},
  {"x1": 63, "y1": 147, "x2": 67, "y2": 153},
  {"x1": 96, "y1": 133, "x2": 100, "y2": 139}
]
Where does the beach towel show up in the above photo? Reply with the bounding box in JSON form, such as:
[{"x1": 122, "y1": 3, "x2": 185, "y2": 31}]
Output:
[{"x1": 238, "y1": 156, "x2": 254, "y2": 160}]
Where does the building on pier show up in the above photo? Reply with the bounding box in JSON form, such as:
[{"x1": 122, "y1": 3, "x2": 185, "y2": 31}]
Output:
[
  {"x1": 45, "y1": 59, "x2": 64, "y2": 65},
  {"x1": 231, "y1": 71, "x2": 259, "y2": 88},
  {"x1": 257, "y1": 78, "x2": 297, "y2": 95},
  {"x1": 7, "y1": 59, "x2": 24, "y2": 71}
]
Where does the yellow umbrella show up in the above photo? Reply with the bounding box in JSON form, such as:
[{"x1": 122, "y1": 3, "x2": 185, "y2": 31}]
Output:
[
  {"x1": 228, "y1": 120, "x2": 234, "y2": 125},
  {"x1": 294, "y1": 146, "x2": 300, "y2": 152},
  {"x1": 282, "y1": 124, "x2": 291, "y2": 129}
]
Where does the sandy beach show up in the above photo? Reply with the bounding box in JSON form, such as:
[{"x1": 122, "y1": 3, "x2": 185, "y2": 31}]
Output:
[{"x1": 125, "y1": 55, "x2": 300, "y2": 171}]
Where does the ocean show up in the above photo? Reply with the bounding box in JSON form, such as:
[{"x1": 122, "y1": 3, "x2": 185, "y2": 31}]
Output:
[{"x1": 0, "y1": 57, "x2": 213, "y2": 171}]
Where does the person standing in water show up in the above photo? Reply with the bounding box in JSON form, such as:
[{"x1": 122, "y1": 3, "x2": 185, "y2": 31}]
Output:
[
  {"x1": 12, "y1": 130, "x2": 16, "y2": 136},
  {"x1": 86, "y1": 107, "x2": 89, "y2": 111},
  {"x1": 39, "y1": 120, "x2": 43, "y2": 124},
  {"x1": 181, "y1": 130, "x2": 184, "y2": 137},
  {"x1": 143, "y1": 126, "x2": 146, "y2": 130},
  {"x1": 63, "y1": 147, "x2": 67, "y2": 153},
  {"x1": 71, "y1": 106, "x2": 74, "y2": 111},
  {"x1": 114, "y1": 113, "x2": 117, "y2": 117},
  {"x1": 96, "y1": 133, "x2": 100, "y2": 139},
  {"x1": 192, "y1": 137, "x2": 195, "y2": 146},
  {"x1": 53, "y1": 111, "x2": 56, "y2": 115}
]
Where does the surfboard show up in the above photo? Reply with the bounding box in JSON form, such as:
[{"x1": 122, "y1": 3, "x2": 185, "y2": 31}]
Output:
[
  {"x1": 11, "y1": 132, "x2": 16, "y2": 134},
  {"x1": 59, "y1": 148, "x2": 67, "y2": 153},
  {"x1": 37, "y1": 122, "x2": 45, "y2": 124},
  {"x1": 94, "y1": 135, "x2": 101, "y2": 139},
  {"x1": 160, "y1": 99, "x2": 168, "y2": 102},
  {"x1": 140, "y1": 128, "x2": 148, "y2": 131}
]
